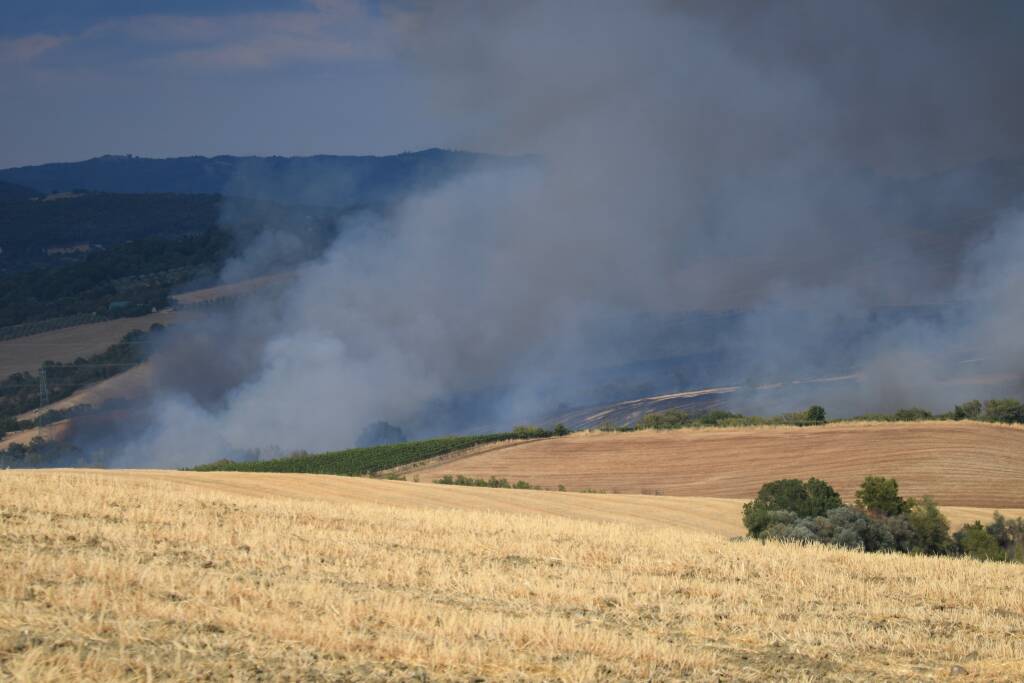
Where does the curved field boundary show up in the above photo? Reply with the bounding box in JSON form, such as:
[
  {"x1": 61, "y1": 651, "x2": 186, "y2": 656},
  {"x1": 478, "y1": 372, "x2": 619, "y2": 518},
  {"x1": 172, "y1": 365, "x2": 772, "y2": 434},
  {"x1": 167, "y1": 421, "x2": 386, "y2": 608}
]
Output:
[
  {"x1": 40, "y1": 469, "x2": 1021, "y2": 539},
  {"x1": 410, "y1": 420, "x2": 1024, "y2": 508}
]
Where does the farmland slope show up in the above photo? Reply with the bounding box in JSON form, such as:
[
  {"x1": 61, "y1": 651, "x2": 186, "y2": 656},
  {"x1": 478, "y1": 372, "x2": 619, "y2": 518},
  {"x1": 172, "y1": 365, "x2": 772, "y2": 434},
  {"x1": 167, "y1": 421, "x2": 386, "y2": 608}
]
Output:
[
  {"x1": 409, "y1": 421, "x2": 1024, "y2": 508},
  {"x1": 69, "y1": 469, "x2": 1023, "y2": 537},
  {"x1": 1, "y1": 470, "x2": 1021, "y2": 681}
]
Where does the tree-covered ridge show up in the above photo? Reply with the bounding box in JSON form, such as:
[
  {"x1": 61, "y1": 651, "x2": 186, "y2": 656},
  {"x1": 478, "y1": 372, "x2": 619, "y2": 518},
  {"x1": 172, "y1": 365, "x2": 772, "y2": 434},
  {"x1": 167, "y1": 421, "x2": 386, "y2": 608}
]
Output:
[
  {"x1": 0, "y1": 232, "x2": 229, "y2": 329},
  {"x1": 0, "y1": 149, "x2": 499, "y2": 206},
  {"x1": 0, "y1": 192, "x2": 220, "y2": 259}
]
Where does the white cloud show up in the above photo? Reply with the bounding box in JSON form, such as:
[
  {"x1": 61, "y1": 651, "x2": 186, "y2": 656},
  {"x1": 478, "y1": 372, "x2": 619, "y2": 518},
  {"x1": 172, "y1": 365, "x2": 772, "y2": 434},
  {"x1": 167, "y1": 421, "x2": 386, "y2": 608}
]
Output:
[
  {"x1": 72, "y1": 2, "x2": 403, "y2": 70},
  {"x1": 0, "y1": 34, "x2": 66, "y2": 63}
]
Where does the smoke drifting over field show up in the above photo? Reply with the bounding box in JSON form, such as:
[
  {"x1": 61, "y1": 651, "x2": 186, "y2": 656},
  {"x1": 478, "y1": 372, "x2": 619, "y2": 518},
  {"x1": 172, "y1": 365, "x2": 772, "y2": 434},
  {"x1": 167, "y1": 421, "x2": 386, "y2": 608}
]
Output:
[{"x1": 119, "y1": 1, "x2": 1024, "y2": 465}]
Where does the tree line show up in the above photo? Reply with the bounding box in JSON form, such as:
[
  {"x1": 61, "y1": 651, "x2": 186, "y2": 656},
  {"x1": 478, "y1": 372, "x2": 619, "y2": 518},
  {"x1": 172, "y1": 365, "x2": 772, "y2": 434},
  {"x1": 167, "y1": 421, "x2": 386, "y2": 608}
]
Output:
[{"x1": 743, "y1": 476, "x2": 1022, "y2": 562}]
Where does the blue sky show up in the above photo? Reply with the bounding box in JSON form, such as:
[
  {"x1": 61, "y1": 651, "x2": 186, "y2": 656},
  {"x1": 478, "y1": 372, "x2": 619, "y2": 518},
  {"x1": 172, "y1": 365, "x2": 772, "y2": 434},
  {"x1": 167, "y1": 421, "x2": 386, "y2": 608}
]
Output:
[{"x1": 0, "y1": 1, "x2": 450, "y2": 167}]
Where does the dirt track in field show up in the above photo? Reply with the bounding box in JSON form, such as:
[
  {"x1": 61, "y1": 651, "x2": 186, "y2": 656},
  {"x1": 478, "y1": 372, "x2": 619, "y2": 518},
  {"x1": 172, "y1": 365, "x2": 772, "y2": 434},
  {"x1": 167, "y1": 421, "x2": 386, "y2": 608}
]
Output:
[{"x1": 408, "y1": 421, "x2": 1024, "y2": 509}]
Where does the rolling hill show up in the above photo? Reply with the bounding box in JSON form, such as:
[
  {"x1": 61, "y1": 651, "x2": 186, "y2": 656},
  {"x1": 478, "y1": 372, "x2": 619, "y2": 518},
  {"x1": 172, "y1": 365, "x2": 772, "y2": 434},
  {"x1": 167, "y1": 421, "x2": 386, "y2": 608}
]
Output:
[
  {"x1": 2, "y1": 470, "x2": 1021, "y2": 681},
  {"x1": 406, "y1": 421, "x2": 1024, "y2": 508},
  {"x1": 0, "y1": 149, "x2": 500, "y2": 206}
]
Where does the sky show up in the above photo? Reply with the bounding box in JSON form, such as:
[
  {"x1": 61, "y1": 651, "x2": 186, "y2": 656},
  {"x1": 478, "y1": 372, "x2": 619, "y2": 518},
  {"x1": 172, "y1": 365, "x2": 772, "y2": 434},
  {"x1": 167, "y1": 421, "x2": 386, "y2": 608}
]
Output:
[
  {"x1": 4, "y1": 1, "x2": 1024, "y2": 173},
  {"x1": 0, "y1": 0, "x2": 457, "y2": 167}
]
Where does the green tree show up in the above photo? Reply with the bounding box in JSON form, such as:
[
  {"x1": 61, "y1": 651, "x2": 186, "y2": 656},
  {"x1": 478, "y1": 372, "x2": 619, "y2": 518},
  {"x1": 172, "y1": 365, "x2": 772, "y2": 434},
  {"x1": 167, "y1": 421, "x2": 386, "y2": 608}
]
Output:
[
  {"x1": 804, "y1": 477, "x2": 843, "y2": 516},
  {"x1": 742, "y1": 478, "x2": 843, "y2": 537},
  {"x1": 982, "y1": 399, "x2": 1024, "y2": 424},
  {"x1": 804, "y1": 405, "x2": 827, "y2": 424},
  {"x1": 552, "y1": 423, "x2": 569, "y2": 436},
  {"x1": 855, "y1": 476, "x2": 909, "y2": 516},
  {"x1": 639, "y1": 410, "x2": 690, "y2": 429},
  {"x1": 955, "y1": 522, "x2": 1004, "y2": 560},
  {"x1": 953, "y1": 400, "x2": 982, "y2": 420},
  {"x1": 907, "y1": 497, "x2": 953, "y2": 554},
  {"x1": 892, "y1": 407, "x2": 932, "y2": 421}
]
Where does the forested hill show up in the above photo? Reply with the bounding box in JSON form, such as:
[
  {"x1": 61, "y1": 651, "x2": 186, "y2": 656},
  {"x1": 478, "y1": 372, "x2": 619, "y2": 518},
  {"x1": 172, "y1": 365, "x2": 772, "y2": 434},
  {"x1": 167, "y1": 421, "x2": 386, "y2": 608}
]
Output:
[
  {"x1": 0, "y1": 192, "x2": 220, "y2": 256},
  {"x1": 0, "y1": 149, "x2": 499, "y2": 206},
  {"x1": 0, "y1": 180, "x2": 39, "y2": 201}
]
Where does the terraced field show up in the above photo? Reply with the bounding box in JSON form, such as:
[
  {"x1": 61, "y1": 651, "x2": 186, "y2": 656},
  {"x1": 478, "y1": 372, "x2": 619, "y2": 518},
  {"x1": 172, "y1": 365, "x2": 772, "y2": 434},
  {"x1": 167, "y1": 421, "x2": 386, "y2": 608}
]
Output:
[{"x1": 408, "y1": 421, "x2": 1024, "y2": 508}]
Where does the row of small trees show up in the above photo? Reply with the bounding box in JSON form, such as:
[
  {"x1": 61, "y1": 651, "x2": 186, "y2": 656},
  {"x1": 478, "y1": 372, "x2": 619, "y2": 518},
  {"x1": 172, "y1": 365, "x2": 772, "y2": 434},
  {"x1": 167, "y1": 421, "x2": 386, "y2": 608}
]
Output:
[
  {"x1": 631, "y1": 398, "x2": 1024, "y2": 432},
  {"x1": 636, "y1": 405, "x2": 827, "y2": 430},
  {"x1": 742, "y1": 476, "x2": 1023, "y2": 562}
]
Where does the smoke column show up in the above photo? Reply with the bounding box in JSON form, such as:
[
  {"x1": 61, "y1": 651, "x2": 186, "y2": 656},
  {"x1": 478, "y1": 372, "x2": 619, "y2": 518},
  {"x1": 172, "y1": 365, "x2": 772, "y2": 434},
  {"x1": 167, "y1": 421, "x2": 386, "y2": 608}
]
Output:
[{"x1": 116, "y1": 1, "x2": 1024, "y2": 465}]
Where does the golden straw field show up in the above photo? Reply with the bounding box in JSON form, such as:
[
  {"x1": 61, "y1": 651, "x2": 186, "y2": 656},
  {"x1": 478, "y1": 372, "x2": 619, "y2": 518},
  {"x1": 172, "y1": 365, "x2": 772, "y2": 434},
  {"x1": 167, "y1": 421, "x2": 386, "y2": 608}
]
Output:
[{"x1": 2, "y1": 470, "x2": 1022, "y2": 681}]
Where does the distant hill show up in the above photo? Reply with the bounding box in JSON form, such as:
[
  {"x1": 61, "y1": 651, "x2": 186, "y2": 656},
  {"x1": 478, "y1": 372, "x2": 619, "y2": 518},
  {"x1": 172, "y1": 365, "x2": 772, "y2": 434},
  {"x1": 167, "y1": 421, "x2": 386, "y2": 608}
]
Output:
[
  {"x1": 0, "y1": 149, "x2": 500, "y2": 206},
  {"x1": 0, "y1": 180, "x2": 39, "y2": 201},
  {"x1": 0, "y1": 192, "x2": 221, "y2": 256}
]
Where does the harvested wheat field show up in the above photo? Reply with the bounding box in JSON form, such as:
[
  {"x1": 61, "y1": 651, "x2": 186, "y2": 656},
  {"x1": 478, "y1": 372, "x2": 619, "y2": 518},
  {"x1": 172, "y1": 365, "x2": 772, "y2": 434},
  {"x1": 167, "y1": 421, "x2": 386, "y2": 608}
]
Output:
[
  {"x1": 2, "y1": 471, "x2": 1024, "y2": 681},
  {"x1": 410, "y1": 421, "x2": 1024, "y2": 509}
]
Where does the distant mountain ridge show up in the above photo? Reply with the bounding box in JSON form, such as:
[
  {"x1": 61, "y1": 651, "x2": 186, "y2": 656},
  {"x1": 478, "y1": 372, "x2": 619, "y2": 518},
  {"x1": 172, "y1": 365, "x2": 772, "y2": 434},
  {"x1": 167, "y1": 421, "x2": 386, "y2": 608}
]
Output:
[{"x1": 0, "y1": 149, "x2": 500, "y2": 206}]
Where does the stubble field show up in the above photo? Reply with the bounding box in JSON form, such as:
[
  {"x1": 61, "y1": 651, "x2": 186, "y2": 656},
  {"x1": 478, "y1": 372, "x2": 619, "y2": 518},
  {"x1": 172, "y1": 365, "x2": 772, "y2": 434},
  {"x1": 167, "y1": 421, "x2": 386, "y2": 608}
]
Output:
[
  {"x1": 409, "y1": 421, "x2": 1024, "y2": 508},
  {"x1": 2, "y1": 470, "x2": 1022, "y2": 681}
]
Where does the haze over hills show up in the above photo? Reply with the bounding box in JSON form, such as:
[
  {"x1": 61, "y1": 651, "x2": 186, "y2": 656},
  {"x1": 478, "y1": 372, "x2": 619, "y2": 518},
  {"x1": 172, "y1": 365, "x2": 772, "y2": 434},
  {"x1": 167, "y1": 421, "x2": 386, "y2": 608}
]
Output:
[{"x1": 0, "y1": 149, "x2": 500, "y2": 206}]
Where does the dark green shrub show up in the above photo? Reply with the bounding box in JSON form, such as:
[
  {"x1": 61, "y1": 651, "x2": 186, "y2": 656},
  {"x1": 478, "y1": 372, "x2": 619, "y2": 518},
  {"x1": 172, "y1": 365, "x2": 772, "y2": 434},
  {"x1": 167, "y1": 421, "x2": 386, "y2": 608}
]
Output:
[
  {"x1": 892, "y1": 407, "x2": 932, "y2": 421},
  {"x1": 953, "y1": 400, "x2": 982, "y2": 420},
  {"x1": 907, "y1": 497, "x2": 953, "y2": 555},
  {"x1": 552, "y1": 423, "x2": 570, "y2": 436},
  {"x1": 639, "y1": 410, "x2": 690, "y2": 429},
  {"x1": 816, "y1": 506, "x2": 897, "y2": 552},
  {"x1": 742, "y1": 478, "x2": 843, "y2": 536},
  {"x1": 955, "y1": 522, "x2": 1004, "y2": 560},
  {"x1": 804, "y1": 477, "x2": 843, "y2": 515},
  {"x1": 804, "y1": 405, "x2": 827, "y2": 424},
  {"x1": 855, "y1": 476, "x2": 909, "y2": 516},
  {"x1": 512, "y1": 425, "x2": 550, "y2": 438},
  {"x1": 982, "y1": 399, "x2": 1024, "y2": 424},
  {"x1": 986, "y1": 513, "x2": 1024, "y2": 562}
]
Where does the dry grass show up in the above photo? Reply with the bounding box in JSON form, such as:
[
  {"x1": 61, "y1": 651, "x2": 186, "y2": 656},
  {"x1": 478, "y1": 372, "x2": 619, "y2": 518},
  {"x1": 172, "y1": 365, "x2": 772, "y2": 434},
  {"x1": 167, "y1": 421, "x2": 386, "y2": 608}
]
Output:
[
  {"x1": 410, "y1": 421, "x2": 1024, "y2": 508},
  {"x1": 2, "y1": 471, "x2": 1023, "y2": 681}
]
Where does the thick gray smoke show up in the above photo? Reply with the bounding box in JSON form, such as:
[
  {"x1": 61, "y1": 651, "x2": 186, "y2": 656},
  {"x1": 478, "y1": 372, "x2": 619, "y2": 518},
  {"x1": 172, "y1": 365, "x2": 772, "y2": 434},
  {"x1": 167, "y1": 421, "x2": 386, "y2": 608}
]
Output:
[{"x1": 116, "y1": 1, "x2": 1024, "y2": 465}]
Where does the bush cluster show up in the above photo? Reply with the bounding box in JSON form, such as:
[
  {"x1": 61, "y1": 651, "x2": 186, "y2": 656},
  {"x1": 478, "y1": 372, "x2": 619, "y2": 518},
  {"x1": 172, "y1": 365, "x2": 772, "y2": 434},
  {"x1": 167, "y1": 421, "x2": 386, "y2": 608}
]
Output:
[
  {"x1": 638, "y1": 405, "x2": 828, "y2": 430},
  {"x1": 743, "y1": 476, "x2": 1023, "y2": 562},
  {"x1": 434, "y1": 474, "x2": 538, "y2": 489},
  {"x1": 512, "y1": 423, "x2": 569, "y2": 438},
  {"x1": 632, "y1": 398, "x2": 1024, "y2": 431}
]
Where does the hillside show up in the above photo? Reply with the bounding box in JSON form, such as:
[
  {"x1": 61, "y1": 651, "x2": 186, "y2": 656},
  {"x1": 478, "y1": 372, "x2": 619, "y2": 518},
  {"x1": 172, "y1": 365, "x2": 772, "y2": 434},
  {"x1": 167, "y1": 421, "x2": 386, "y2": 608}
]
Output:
[
  {"x1": 408, "y1": 421, "x2": 1024, "y2": 508},
  {"x1": 0, "y1": 192, "x2": 220, "y2": 256},
  {"x1": 83, "y1": 469, "x2": 1023, "y2": 536},
  {"x1": 0, "y1": 149, "x2": 500, "y2": 206},
  {"x1": 1, "y1": 470, "x2": 1021, "y2": 680},
  {"x1": 0, "y1": 180, "x2": 38, "y2": 201},
  {"x1": 0, "y1": 272, "x2": 287, "y2": 379}
]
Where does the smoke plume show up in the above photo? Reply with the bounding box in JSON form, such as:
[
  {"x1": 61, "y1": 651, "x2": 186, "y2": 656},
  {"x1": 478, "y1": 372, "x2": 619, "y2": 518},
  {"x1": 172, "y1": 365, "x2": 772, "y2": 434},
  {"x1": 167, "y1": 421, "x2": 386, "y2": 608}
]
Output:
[{"x1": 115, "y1": 1, "x2": 1024, "y2": 465}]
